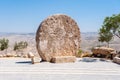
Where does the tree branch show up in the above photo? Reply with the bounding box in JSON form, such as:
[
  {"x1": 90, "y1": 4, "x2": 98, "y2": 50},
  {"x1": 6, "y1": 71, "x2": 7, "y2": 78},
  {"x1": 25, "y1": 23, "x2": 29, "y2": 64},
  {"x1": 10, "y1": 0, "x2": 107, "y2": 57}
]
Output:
[{"x1": 114, "y1": 33, "x2": 120, "y2": 38}]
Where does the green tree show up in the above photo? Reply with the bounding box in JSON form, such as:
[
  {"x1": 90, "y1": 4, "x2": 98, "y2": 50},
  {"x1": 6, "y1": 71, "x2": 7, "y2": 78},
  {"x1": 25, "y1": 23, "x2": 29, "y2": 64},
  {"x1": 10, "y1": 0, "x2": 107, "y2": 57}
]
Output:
[
  {"x1": 103, "y1": 14, "x2": 120, "y2": 38},
  {"x1": 98, "y1": 26, "x2": 113, "y2": 47},
  {"x1": 14, "y1": 41, "x2": 28, "y2": 51},
  {"x1": 99, "y1": 13, "x2": 120, "y2": 47},
  {"x1": 0, "y1": 38, "x2": 9, "y2": 51}
]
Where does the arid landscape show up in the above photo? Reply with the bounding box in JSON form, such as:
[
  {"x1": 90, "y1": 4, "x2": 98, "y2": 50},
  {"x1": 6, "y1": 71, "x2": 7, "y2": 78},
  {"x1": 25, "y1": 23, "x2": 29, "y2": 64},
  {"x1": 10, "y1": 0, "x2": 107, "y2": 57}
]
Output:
[
  {"x1": 81, "y1": 32, "x2": 120, "y2": 52},
  {"x1": 0, "y1": 32, "x2": 120, "y2": 57},
  {"x1": 0, "y1": 0, "x2": 120, "y2": 80},
  {"x1": 0, "y1": 32, "x2": 119, "y2": 54},
  {"x1": 0, "y1": 33, "x2": 37, "y2": 56},
  {"x1": 0, "y1": 32, "x2": 120, "y2": 80}
]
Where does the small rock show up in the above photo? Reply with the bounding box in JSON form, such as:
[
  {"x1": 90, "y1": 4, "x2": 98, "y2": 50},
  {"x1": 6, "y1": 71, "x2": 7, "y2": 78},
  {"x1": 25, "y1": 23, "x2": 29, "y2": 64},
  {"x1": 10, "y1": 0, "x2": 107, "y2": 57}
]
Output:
[
  {"x1": 3, "y1": 54, "x2": 6, "y2": 57},
  {"x1": 17, "y1": 54, "x2": 22, "y2": 57},
  {"x1": 28, "y1": 52, "x2": 34, "y2": 58},
  {"x1": 0, "y1": 55, "x2": 3, "y2": 58},
  {"x1": 113, "y1": 56, "x2": 120, "y2": 64},
  {"x1": 14, "y1": 54, "x2": 18, "y2": 57},
  {"x1": 31, "y1": 57, "x2": 41, "y2": 64},
  {"x1": 6, "y1": 53, "x2": 14, "y2": 57}
]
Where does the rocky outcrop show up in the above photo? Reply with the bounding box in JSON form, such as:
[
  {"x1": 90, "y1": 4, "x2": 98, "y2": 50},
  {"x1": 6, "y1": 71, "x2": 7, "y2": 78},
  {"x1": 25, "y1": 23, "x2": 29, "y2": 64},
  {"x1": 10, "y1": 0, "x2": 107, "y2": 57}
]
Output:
[
  {"x1": 36, "y1": 14, "x2": 81, "y2": 62},
  {"x1": 92, "y1": 47, "x2": 115, "y2": 55},
  {"x1": 92, "y1": 47, "x2": 116, "y2": 59}
]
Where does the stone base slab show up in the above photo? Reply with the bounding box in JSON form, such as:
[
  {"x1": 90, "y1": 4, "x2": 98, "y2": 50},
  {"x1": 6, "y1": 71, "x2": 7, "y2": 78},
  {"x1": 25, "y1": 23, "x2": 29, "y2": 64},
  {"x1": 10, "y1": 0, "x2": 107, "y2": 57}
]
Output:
[{"x1": 51, "y1": 56, "x2": 76, "y2": 63}]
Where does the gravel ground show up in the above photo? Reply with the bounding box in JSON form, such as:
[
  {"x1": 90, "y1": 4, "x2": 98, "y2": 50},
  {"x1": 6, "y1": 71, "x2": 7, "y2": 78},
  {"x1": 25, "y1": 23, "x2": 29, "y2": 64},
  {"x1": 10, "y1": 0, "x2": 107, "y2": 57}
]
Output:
[{"x1": 0, "y1": 58, "x2": 120, "y2": 80}]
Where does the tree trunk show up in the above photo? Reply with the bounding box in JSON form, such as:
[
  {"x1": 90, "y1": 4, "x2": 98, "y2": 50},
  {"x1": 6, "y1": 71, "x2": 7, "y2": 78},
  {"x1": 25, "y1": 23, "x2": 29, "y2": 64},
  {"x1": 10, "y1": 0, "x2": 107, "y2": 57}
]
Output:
[
  {"x1": 107, "y1": 42, "x2": 109, "y2": 48},
  {"x1": 114, "y1": 33, "x2": 120, "y2": 38},
  {"x1": 5, "y1": 49, "x2": 7, "y2": 54}
]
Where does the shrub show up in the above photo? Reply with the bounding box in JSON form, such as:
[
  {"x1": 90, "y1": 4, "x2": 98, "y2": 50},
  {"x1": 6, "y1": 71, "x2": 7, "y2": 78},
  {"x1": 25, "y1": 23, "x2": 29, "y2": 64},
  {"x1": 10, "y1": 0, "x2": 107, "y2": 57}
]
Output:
[
  {"x1": 14, "y1": 41, "x2": 28, "y2": 51},
  {"x1": 76, "y1": 49, "x2": 83, "y2": 57},
  {"x1": 0, "y1": 38, "x2": 9, "y2": 51}
]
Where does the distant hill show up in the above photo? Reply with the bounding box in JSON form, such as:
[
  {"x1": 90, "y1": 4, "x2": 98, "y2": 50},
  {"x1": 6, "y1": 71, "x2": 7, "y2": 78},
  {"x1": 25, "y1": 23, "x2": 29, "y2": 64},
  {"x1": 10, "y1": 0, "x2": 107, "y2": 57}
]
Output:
[
  {"x1": 0, "y1": 32, "x2": 97, "y2": 37},
  {"x1": 0, "y1": 32, "x2": 120, "y2": 53},
  {"x1": 0, "y1": 32, "x2": 35, "y2": 36}
]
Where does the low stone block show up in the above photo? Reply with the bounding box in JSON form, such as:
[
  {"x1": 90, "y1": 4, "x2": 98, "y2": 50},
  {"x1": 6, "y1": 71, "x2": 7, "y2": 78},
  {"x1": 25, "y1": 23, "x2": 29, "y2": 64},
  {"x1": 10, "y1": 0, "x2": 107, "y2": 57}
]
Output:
[
  {"x1": 31, "y1": 57, "x2": 41, "y2": 64},
  {"x1": 51, "y1": 56, "x2": 76, "y2": 63}
]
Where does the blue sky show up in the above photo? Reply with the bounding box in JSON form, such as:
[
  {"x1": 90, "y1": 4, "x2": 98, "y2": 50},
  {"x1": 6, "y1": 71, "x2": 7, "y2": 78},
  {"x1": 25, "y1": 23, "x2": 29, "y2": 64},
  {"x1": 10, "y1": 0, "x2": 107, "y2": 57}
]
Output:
[{"x1": 0, "y1": 0, "x2": 120, "y2": 33}]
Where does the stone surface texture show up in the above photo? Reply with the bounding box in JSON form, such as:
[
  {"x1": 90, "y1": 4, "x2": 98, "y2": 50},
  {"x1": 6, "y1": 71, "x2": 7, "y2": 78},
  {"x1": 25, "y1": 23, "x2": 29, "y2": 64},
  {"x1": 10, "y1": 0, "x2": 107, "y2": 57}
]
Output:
[{"x1": 36, "y1": 14, "x2": 80, "y2": 62}]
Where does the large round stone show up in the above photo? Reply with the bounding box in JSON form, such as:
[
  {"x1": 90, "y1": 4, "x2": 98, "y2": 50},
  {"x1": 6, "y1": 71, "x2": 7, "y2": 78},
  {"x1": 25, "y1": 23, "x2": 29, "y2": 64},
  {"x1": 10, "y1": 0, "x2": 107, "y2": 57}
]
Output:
[{"x1": 36, "y1": 14, "x2": 81, "y2": 62}]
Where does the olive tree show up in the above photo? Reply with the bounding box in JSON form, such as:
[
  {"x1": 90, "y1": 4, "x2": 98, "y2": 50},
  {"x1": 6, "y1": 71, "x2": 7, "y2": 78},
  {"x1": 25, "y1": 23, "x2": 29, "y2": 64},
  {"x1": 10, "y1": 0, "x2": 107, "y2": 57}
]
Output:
[
  {"x1": 13, "y1": 41, "x2": 28, "y2": 56},
  {"x1": 0, "y1": 38, "x2": 9, "y2": 52},
  {"x1": 14, "y1": 41, "x2": 28, "y2": 51},
  {"x1": 98, "y1": 13, "x2": 120, "y2": 47},
  {"x1": 98, "y1": 26, "x2": 113, "y2": 47},
  {"x1": 103, "y1": 14, "x2": 120, "y2": 38}
]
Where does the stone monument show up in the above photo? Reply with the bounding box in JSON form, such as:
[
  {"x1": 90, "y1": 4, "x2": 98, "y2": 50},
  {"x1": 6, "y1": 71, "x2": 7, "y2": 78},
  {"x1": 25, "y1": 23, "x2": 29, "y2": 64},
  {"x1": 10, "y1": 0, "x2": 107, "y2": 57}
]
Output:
[{"x1": 36, "y1": 14, "x2": 80, "y2": 63}]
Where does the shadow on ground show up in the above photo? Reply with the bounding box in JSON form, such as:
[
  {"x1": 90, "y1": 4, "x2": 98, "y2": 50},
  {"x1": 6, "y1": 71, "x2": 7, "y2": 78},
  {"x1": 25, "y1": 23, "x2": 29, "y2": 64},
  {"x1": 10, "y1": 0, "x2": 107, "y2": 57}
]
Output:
[
  {"x1": 79, "y1": 57, "x2": 97, "y2": 62},
  {"x1": 16, "y1": 61, "x2": 32, "y2": 64}
]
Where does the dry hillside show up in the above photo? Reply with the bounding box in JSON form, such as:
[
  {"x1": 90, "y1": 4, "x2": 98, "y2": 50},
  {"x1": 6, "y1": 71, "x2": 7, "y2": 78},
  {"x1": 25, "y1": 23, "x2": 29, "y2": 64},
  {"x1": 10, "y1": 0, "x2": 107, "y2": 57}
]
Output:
[{"x1": 0, "y1": 32, "x2": 120, "y2": 56}]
